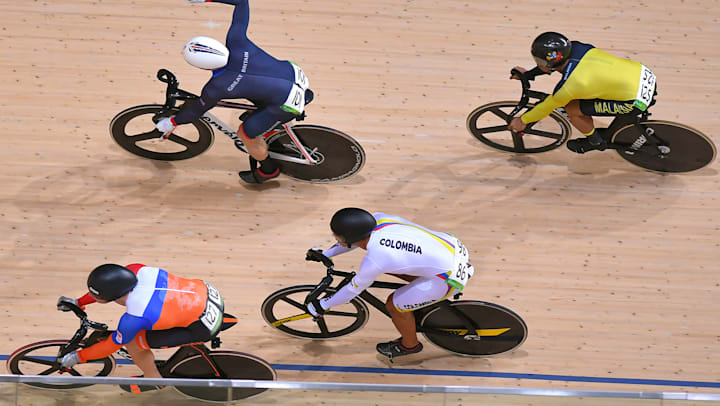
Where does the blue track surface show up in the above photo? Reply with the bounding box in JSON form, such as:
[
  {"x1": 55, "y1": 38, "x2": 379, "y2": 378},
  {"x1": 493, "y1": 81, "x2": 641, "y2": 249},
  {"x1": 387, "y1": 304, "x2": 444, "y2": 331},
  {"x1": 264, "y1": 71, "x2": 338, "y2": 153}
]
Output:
[{"x1": 2, "y1": 355, "x2": 718, "y2": 388}]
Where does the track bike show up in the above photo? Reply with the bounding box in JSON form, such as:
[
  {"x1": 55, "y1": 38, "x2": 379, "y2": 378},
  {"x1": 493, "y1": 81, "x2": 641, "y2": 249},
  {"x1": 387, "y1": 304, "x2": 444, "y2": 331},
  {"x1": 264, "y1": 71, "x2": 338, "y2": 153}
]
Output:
[
  {"x1": 110, "y1": 69, "x2": 365, "y2": 183},
  {"x1": 466, "y1": 68, "x2": 716, "y2": 173},
  {"x1": 261, "y1": 260, "x2": 527, "y2": 358},
  {"x1": 6, "y1": 302, "x2": 276, "y2": 402}
]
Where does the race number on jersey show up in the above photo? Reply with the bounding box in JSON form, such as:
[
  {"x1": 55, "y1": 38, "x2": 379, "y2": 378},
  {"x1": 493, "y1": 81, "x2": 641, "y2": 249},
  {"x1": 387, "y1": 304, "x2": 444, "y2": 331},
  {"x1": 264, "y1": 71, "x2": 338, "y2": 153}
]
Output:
[
  {"x1": 447, "y1": 239, "x2": 474, "y2": 291},
  {"x1": 281, "y1": 62, "x2": 310, "y2": 115},
  {"x1": 200, "y1": 282, "x2": 224, "y2": 335},
  {"x1": 634, "y1": 65, "x2": 656, "y2": 111}
]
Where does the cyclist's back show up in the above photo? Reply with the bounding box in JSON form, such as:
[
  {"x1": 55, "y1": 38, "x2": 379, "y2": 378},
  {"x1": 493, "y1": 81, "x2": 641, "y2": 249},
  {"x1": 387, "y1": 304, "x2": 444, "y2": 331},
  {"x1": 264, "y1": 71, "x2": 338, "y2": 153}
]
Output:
[
  {"x1": 364, "y1": 213, "x2": 457, "y2": 279},
  {"x1": 123, "y1": 264, "x2": 208, "y2": 331},
  {"x1": 523, "y1": 41, "x2": 646, "y2": 122}
]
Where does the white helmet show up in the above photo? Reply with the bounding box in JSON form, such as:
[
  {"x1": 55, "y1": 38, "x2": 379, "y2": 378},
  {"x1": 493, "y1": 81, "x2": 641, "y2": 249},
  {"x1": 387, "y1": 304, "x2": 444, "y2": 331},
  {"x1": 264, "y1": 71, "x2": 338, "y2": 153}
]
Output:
[{"x1": 182, "y1": 36, "x2": 229, "y2": 70}]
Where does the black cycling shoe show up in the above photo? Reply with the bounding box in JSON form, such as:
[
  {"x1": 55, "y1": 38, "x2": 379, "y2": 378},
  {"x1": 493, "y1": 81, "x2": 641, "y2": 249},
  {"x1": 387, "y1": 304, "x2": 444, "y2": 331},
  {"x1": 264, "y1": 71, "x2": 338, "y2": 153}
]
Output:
[
  {"x1": 566, "y1": 131, "x2": 608, "y2": 154},
  {"x1": 119, "y1": 376, "x2": 165, "y2": 394},
  {"x1": 238, "y1": 167, "x2": 280, "y2": 184},
  {"x1": 376, "y1": 338, "x2": 423, "y2": 361}
]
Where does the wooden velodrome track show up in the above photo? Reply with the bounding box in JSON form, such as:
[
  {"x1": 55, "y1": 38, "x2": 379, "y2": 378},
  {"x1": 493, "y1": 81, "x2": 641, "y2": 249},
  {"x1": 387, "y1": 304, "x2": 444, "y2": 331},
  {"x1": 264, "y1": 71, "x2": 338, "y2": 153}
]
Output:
[{"x1": 1, "y1": 0, "x2": 718, "y2": 401}]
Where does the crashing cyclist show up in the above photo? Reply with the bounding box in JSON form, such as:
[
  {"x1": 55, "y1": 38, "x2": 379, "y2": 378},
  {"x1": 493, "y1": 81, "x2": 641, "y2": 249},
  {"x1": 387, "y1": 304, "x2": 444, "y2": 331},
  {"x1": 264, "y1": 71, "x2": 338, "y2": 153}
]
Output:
[
  {"x1": 507, "y1": 32, "x2": 657, "y2": 154},
  {"x1": 305, "y1": 208, "x2": 474, "y2": 360},
  {"x1": 155, "y1": 0, "x2": 311, "y2": 184},
  {"x1": 57, "y1": 263, "x2": 234, "y2": 394}
]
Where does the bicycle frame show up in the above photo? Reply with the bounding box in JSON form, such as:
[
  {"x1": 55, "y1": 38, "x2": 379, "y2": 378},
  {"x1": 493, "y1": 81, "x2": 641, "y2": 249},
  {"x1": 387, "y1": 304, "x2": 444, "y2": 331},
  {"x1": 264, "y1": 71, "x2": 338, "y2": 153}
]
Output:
[
  {"x1": 306, "y1": 266, "x2": 485, "y2": 340},
  {"x1": 156, "y1": 69, "x2": 319, "y2": 165}
]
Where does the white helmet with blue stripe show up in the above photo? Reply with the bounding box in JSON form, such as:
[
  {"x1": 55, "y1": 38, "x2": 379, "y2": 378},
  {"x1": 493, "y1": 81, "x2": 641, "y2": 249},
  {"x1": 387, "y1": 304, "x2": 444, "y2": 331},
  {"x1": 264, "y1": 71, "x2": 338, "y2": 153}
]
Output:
[{"x1": 182, "y1": 36, "x2": 229, "y2": 70}]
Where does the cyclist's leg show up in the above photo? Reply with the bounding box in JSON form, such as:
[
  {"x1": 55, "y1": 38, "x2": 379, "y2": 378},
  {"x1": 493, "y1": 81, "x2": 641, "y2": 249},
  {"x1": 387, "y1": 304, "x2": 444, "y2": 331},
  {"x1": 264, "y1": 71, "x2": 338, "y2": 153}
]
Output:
[
  {"x1": 385, "y1": 276, "x2": 455, "y2": 348},
  {"x1": 125, "y1": 332, "x2": 163, "y2": 379},
  {"x1": 232, "y1": 74, "x2": 300, "y2": 183},
  {"x1": 238, "y1": 105, "x2": 297, "y2": 183},
  {"x1": 566, "y1": 100, "x2": 595, "y2": 135},
  {"x1": 567, "y1": 99, "x2": 636, "y2": 153},
  {"x1": 126, "y1": 321, "x2": 214, "y2": 378}
]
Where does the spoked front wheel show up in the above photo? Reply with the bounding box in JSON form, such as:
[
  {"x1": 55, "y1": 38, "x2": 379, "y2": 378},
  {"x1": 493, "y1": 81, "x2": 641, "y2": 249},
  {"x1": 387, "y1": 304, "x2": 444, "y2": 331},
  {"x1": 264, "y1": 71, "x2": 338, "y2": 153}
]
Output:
[
  {"x1": 611, "y1": 120, "x2": 716, "y2": 172},
  {"x1": 168, "y1": 351, "x2": 276, "y2": 402},
  {"x1": 6, "y1": 340, "x2": 116, "y2": 389},
  {"x1": 109, "y1": 104, "x2": 214, "y2": 161},
  {"x1": 419, "y1": 301, "x2": 527, "y2": 357},
  {"x1": 261, "y1": 285, "x2": 369, "y2": 339},
  {"x1": 267, "y1": 125, "x2": 365, "y2": 182},
  {"x1": 467, "y1": 101, "x2": 571, "y2": 153}
]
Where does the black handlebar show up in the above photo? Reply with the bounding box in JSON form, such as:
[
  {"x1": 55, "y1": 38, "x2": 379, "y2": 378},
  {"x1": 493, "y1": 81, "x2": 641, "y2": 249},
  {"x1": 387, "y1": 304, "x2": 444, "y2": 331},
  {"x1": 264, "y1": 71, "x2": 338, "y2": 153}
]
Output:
[
  {"x1": 61, "y1": 301, "x2": 109, "y2": 331},
  {"x1": 153, "y1": 68, "x2": 200, "y2": 116},
  {"x1": 157, "y1": 68, "x2": 176, "y2": 85}
]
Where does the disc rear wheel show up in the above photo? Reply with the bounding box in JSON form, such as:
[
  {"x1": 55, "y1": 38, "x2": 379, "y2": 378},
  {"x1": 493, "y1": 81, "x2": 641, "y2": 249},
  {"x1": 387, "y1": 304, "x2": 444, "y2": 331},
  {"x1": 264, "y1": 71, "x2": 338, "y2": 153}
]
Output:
[
  {"x1": 168, "y1": 351, "x2": 276, "y2": 402},
  {"x1": 611, "y1": 120, "x2": 716, "y2": 172},
  {"x1": 267, "y1": 125, "x2": 365, "y2": 182},
  {"x1": 420, "y1": 301, "x2": 527, "y2": 357}
]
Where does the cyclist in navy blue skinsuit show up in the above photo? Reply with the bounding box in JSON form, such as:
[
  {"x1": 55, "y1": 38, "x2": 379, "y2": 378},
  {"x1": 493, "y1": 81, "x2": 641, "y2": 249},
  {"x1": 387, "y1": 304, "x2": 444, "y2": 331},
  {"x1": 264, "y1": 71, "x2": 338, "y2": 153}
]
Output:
[{"x1": 155, "y1": 0, "x2": 309, "y2": 184}]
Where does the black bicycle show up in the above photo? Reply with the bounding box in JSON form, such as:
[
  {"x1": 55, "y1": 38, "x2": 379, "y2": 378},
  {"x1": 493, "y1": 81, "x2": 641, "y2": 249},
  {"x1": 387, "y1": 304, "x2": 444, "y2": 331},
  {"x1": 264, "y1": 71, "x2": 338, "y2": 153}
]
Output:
[
  {"x1": 6, "y1": 302, "x2": 276, "y2": 402},
  {"x1": 261, "y1": 261, "x2": 527, "y2": 357},
  {"x1": 110, "y1": 69, "x2": 365, "y2": 183},
  {"x1": 466, "y1": 68, "x2": 716, "y2": 173}
]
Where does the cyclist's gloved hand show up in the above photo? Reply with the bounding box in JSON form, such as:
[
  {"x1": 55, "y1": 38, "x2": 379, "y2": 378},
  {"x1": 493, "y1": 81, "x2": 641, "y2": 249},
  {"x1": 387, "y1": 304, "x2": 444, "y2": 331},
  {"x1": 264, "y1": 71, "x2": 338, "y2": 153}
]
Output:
[
  {"x1": 306, "y1": 299, "x2": 327, "y2": 318},
  {"x1": 155, "y1": 117, "x2": 177, "y2": 136},
  {"x1": 57, "y1": 296, "x2": 78, "y2": 312},
  {"x1": 306, "y1": 249, "x2": 334, "y2": 267},
  {"x1": 59, "y1": 351, "x2": 81, "y2": 369},
  {"x1": 508, "y1": 117, "x2": 526, "y2": 132},
  {"x1": 510, "y1": 66, "x2": 527, "y2": 80}
]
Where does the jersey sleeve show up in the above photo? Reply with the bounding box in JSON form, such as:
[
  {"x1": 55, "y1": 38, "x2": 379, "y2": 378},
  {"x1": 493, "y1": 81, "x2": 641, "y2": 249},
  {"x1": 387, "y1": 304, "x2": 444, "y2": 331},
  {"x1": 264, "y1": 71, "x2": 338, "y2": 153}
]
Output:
[
  {"x1": 112, "y1": 313, "x2": 154, "y2": 345},
  {"x1": 520, "y1": 85, "x2": 574, "y2": 124},
  {"x1": 125, "y1": 263, "x2": 144, "y2": 274},
  {"x1": 77, "y1": 292, "x2": 96, "y2": 307},
  {"x1": 77, "y1": 335, "x2": 122, "y2": 363},
  {"x1": 322, "y1": 243, "x2": 356, "y2": 258},
  {"x1": 226, "y1": 0, "x2": 250, "y2": 45},
  {"x1": 321, "y1": 256, "x2": 384, "y2": 308},
  {"x1": 207, "y1": 0, "x2": 249, "y2": 45},
  {"x1": 173, "y1": 81, "x2": 226, "y2": 125}
]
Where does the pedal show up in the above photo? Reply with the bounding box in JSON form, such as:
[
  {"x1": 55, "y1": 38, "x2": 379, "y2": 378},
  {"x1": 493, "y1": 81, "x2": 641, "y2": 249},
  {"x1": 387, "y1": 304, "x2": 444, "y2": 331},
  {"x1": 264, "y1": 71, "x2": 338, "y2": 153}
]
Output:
[
  {"x1": 211, "y1": 337, "x2": 222, "y2": 349},
  {"x1": 453, "y1": 292, "x2": 463, "y2": 300},
  {"x1": 115, "y1": 348, "x2": 133, "y2": 360}
]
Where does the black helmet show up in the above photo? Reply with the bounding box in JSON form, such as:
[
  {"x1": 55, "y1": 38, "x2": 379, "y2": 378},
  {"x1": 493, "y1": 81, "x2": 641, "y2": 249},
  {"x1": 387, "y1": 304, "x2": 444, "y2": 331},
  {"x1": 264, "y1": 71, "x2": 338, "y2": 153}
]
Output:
[
  {"x1": 87, "y1": 264, "x2": 138, "y2": 301},
  {"x1": 531, "y1": 32, "x2": 572, "y2": 69},
  {"x1": 330, "y1": 208, "x2": 377, "y2": 247}
]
